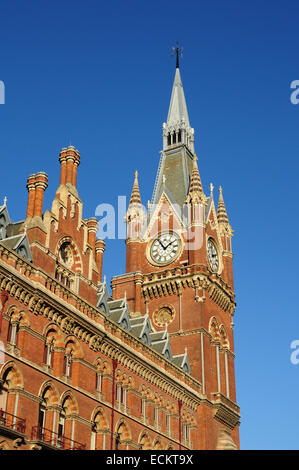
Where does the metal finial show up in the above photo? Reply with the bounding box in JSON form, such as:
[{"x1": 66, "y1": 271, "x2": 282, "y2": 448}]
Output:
[
  {"x1": 3, "y1": 196, "x2": 7, "y2": 206},
  {"x1": 171, "y1": 42, "x2": 183, "y2": 69},
  {"x1": 210, "y1": 183, "x2": 214, "y2": 195}
]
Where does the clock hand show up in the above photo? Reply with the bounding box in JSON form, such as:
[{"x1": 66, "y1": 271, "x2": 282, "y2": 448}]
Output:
[
  {"x1": 165, "y1": 240, "x2": 176, "y2": 249},
  {"x1": 158, "y1": 239, "x2": 166, "y2": 250}
]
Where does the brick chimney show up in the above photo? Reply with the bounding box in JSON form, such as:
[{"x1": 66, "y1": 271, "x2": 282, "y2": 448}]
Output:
[
  {"x1": 95, "y1": 239, "x2": 105, "y2": 281},
  {"x1": 59, "y1": 146, "x2": 80, "y2": 187},
  {"x1": 26, "y1": 174, "x2": 36, "y2": 219},
  {"x1": 87, "y1": 218, "x2": 98, "y2": 257},
  {"x1": 26, "y1": 172, "x2": 48, "y2": 219},
  {"x1": 34, "y1": 172, "x2": 48, "y2": 217}
]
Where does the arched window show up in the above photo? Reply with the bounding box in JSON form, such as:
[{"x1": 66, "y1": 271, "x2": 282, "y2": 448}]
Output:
[
  {"x1": 58, "y1": 395, "x2": 79, "y2": 449},
  {"x1": 0, "y1": 365, "x2": 24, "y2": 433},
  {"x1": 139, "y1": 432, "x2": 151, "y2": 450},
  {"x1": 115, "y1": 421, "x2": 130, "y2": 450},
  {"x1": 153, "y1": 439, "x2": 163, "y2": 450},
  {"x1": 90, "y1": 410, "x2": 108, "y2": 450}
]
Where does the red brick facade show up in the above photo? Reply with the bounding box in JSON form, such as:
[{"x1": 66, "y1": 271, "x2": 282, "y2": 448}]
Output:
[{"x1": 0, "y1": 68, "x2": 240, "y2": 451}]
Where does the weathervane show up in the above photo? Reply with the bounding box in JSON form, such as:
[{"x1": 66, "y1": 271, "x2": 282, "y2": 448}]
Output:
[{"x1": 171, "y1": 42, "x2": 183, "y2": 69}]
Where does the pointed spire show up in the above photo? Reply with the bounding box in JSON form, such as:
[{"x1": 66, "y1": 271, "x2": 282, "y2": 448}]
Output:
[
  {"x1": 163, "y1": 63, "x2": 194, "y2": 153},
  {"x1": 186, "y1": 155, "x2": 206, "y2": 204},
  {"x1": 129, "y1": 170, "x2": 141, "y2": 206},
  {"x1": 217, "y1": 186, "x2": 229, "y2": 225},
  {"x1": 167, "y1": 67, "x2": 190, "y2": 129}
]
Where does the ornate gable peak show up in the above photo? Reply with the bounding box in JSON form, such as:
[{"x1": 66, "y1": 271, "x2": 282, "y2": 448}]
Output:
[{"x1": 145, "y1": 190, "x2": 186, "y2": 239}]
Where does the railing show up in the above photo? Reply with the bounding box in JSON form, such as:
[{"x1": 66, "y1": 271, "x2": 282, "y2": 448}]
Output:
[
  {"x1": 0, "y1": 408, "x2": 26, "y2": 434},
  {"x1": 31, "y1": 425, "x2": 86, "y2": 450}
]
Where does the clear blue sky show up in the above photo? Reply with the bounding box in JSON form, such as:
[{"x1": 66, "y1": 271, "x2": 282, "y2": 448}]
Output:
[{"x1": 1, "y1": 0, "x2": 299, "y2": 450}]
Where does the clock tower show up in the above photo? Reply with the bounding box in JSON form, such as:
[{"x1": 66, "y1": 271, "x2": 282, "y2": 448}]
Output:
[{"x1": 111, "y1": 58, "x2": 240, "y2": 449}]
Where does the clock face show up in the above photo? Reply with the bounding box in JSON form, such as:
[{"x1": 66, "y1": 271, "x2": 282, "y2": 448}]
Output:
[
  {"x1": 150, "y1": 232, "x2": 181, "y2": 265},
  {"x1": 207, "y1": 239, "x2": 219, "y2": 272}
]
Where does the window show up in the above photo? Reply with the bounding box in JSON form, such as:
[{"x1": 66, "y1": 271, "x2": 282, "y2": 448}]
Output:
[
  {"x1": 64, "y1": 353, "x2": 72, "y2": 378},
  {"x1": 155, "y1": 407, "x2": 159, "y2": 427},
  {"x1": 96, "y1": 374, "x2": 102, "y2": 393},
  {"x1": 38, "y1": 399, "x2": 46, "y2": 434},
  {"x1": 7, "y1": 321, "x2": 19, "y2": 346},
  {"x1": 183, "y1": 423, "x2": 190, "y2": 443},
  {"x1": 116, "y1": 385, "x2": 126, "y2": 407},
  {"x1": 141, "y1": 398, "x2": 146, "y2": 417},
  {"x1": 44, "y1": 340, "x2": 54, "y2": 367},
  {"x1": 57, "y1": 412, "x2": 65, "y2": 447},
  {"x1": 166, "y1": 414, "x2": 171, "y2": 434},
  {"x1": 64, "y1": 342, "x2": 74, "y2": 378}
]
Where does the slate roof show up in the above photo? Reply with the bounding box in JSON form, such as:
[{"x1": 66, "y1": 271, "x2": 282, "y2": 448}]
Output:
[
  {"x1": 0, "y1": 203, "x2": 32, "y2": 262},
  {"x1": 96, "y1": 280, "x2": 191, "y2": 374}
]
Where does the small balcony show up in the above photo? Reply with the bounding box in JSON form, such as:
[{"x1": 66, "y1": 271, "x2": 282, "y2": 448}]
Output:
[
  {"x1": 0, "y1": 409, "x2": 26, "y2": 439},
  {"x1": 31, "y1": 425, "x2": 86, "y2": 450}
]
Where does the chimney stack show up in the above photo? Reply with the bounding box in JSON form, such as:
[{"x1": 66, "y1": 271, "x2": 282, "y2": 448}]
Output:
[
  {"x1": 87, "y1": 217, "x2": 98, "y2": 256},
  {"x1": 34, "y1": 172, "x2": 48, "y2": 217},
  {"x1": 95, "y1": 239, "x2": 105, "y2": 281},
  {"x1": 26, "y1": 172, "x2": 48, "y2": 219},
  {"x1": 26, "y1": 174, "x2": 36, "y2": 219},
  {"x1": 59, "y1": 146, "x2": 80, "y2": 187}
]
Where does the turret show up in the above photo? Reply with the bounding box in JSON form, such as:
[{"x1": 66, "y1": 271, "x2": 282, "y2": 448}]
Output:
[
  {"x1": 126, "y1": 171, "x2": 145, "y2": 273},
  {"x1": 185, "y1": 156, "x2": 207, "y2": 264},
  {"x1": 217, "y1": 186, "x2": 234, "y2": 288}
]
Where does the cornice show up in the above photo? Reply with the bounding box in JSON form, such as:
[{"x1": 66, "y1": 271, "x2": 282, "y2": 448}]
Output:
[
  {"x1": 142, "y1": 265, "x2": 235, "y2": 315},
  {"x1": 211, "y1": 392, "x2": 240, "y2": 430}
]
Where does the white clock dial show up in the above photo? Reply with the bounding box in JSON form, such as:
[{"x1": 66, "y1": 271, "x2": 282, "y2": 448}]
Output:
[
  {"x1": 150, "y1": 232, "x2": 181, "y2": 265},
  {"x1": 207, "y1": 239, "x2": 219, "y2": 272}
]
